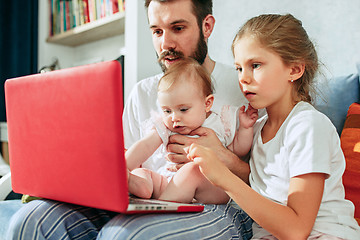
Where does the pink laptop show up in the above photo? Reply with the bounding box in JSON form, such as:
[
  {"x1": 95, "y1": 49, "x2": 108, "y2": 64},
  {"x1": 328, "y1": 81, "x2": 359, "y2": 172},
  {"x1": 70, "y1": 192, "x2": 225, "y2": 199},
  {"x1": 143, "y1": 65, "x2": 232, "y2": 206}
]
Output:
[{"x1": 4, "y1": 60, "x2": 203, "y2": 213}]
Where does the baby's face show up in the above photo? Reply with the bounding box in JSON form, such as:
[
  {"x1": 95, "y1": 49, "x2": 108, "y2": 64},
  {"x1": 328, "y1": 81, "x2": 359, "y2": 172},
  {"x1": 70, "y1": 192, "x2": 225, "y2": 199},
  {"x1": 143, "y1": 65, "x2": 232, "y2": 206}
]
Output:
[{"x1": 158, "y1": 82, "x2": 209, "y2": 135}]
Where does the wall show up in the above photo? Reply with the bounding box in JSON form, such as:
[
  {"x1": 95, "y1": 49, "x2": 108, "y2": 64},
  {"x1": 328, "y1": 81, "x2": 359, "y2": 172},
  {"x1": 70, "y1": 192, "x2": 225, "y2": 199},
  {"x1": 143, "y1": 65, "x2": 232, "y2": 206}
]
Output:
[
  {"x1": 209, "y1": 0, "x2": 360, "y2": 78},
  {"x1": 123, "y1": 0, "x2": 160, "y2": 100},
  {"x1": 38, "y1": 0, "x2": 360, "y2": 102}
]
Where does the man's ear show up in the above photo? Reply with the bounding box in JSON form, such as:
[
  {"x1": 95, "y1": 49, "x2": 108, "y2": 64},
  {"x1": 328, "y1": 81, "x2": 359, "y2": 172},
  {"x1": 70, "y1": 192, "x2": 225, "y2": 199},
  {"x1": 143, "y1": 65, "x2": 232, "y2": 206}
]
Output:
[
  {"x1": 202, "y1": 14, "x2": 215, "y2": 40},
  {"x1": 289, "y1": 62, "x2": 305, "y2": 82},
  {"x1": 205, "y1": 94, "x2": 214, "y2": 112}
]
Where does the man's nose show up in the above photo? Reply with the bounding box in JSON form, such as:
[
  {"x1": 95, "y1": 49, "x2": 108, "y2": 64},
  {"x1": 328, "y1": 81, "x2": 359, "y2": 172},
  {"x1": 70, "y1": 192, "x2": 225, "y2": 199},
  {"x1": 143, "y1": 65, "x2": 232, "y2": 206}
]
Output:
[{"x1": 161, "y1": 31, "x2": 176, "y2": 50}]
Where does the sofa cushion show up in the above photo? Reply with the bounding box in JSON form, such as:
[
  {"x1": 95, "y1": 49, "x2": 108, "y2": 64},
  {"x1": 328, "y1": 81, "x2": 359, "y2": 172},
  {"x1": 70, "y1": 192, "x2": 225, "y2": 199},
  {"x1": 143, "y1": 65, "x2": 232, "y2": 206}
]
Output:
[
  {"x1": 341, "y1": 102, "x2": 360, "y2": 225},
  {"x1": 314, "y1": 72, "x2": 360, "y2": 135}
]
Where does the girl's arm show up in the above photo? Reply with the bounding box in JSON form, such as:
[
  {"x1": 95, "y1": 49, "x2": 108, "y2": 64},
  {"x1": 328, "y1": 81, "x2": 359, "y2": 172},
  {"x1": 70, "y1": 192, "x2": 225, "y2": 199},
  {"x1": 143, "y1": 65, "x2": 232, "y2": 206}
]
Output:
[
  {"x1": 125, "y1": 129, "x2": 162, "y2": 170},
  {"x1": 187, "y1": 144, "x2": 326, "y2": 239},
  {"x1": 228, "y1": 105, "x2": 258, "y2": 157}
]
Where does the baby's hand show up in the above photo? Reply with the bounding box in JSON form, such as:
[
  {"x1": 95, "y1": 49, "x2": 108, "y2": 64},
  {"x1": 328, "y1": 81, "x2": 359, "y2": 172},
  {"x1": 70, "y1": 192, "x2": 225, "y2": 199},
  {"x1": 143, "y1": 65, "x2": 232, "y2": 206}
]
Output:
[{"x1": 238, "y1": 104, "x2": 258, "y2": 129}]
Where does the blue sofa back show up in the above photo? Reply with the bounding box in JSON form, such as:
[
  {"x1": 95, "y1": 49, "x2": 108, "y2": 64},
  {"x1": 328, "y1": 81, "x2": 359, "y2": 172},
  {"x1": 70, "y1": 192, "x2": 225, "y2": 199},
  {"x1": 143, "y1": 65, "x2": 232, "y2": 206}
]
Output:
[{"x1": 315, "y1": 65, "x2": 360, "y2": 134}]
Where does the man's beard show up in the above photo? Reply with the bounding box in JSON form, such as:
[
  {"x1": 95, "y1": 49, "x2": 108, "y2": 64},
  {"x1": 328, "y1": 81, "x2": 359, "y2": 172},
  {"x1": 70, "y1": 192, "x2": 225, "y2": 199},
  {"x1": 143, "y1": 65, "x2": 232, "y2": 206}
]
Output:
[{"x1": 157, "y1": 31, "x2": 208, "y2": 72}]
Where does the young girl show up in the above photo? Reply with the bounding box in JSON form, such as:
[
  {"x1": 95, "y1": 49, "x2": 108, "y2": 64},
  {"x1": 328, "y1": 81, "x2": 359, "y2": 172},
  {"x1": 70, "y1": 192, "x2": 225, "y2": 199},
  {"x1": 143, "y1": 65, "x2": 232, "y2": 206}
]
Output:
[
  {"x1": 126, "y1": 57, "x2": 258, "y2": 204},
  {"x1": 187, "y1": 14, "x2": 360, "y2": 239}
]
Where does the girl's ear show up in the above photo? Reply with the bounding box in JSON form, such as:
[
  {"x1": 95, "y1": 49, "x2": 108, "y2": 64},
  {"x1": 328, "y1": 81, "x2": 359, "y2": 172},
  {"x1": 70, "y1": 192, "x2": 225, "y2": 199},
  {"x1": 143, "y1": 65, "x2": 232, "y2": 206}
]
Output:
[
  {"x1": 202, "y1": 14, "x2": 215, "y2": 40},
  {"x1": 289, "y1": 62, "x2": 305, "y2": 82},
  {"x1": 205, "y1": 94, "x2": 214, "y2": 112}
]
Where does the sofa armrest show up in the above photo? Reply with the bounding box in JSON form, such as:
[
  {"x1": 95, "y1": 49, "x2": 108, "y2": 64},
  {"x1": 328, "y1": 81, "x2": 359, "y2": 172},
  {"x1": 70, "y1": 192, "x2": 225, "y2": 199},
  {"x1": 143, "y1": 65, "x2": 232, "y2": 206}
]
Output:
[{"x1": 0, "y1": 172, "x2": 12, "y2": 201}]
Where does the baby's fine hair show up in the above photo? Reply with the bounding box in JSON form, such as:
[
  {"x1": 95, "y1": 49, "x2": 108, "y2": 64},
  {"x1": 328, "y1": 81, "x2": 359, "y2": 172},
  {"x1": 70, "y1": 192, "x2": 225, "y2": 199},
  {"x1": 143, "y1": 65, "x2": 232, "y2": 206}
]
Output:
[
  {"x1": 158, "y1": 57, "x2": 213, "y2": 97},
  {"x1": 232, "y1": 14, "x2": 319, "y2": 103}
]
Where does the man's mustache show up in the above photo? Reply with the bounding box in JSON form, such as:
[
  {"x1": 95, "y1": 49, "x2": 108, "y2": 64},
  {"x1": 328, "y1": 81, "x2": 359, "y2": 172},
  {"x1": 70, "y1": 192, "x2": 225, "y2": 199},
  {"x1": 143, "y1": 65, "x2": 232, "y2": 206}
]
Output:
[{"x1": 158, "y1": 50, "x2": 185, "y2": 63}]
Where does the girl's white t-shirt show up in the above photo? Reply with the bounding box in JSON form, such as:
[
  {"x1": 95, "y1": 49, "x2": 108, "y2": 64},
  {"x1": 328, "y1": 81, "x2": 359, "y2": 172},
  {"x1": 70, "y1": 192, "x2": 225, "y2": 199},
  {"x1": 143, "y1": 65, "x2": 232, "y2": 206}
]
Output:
[{"x1": 250, "y1": 101, "x2": 360, "y2": 239}]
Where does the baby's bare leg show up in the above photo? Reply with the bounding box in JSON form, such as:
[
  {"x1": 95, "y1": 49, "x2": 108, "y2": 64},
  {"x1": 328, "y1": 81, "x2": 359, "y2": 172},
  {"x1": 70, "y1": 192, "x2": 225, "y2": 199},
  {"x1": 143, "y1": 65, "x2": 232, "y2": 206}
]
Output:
[
  {"x1": 128, "y1": 168, "x2": 168, "y2": 199},
  {"x1": 128, "y1": 168, "x2": 153, "y2": 198},
  {"x1": 159, "y1": 162, "x2": 229, "y2": 204}
]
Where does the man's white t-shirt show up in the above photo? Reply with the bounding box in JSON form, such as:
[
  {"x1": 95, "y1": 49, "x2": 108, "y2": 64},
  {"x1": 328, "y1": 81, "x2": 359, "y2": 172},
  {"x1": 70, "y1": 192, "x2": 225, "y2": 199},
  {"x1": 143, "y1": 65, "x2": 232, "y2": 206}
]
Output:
[
  {"x1": 122, "y1": 62, "x2": 247, "y2": 173},
  {"x1": 250, "y1": 101, "x2": 360, "y2": 239}
]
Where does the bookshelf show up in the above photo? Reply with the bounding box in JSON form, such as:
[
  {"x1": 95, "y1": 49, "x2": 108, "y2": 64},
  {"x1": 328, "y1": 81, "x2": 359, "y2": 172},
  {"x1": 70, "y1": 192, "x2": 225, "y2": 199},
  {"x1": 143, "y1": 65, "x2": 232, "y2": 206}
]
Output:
[
  {"x1": 46, "y1": 0, "x2": 125, "y2": 47},
  {"x1": 47, "y1": 11, "x2": 125, "y2": 47}
]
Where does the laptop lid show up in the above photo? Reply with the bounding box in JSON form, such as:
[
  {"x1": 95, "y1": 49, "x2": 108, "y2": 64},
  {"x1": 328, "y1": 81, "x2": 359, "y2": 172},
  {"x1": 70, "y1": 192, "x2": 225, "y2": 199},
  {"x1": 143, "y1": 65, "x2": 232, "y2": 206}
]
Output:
[
  {"x1": 5, "y1": 61, "x2": 129, "y2": 212},
  {"x1": 5, "y1": 60, "x2": 204, "y2": 213}
]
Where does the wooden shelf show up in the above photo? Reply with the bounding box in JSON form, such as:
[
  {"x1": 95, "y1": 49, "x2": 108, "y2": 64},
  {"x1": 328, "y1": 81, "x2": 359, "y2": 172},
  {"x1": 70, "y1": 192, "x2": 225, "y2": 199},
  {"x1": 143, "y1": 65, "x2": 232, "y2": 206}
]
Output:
[{"x1": 46, "y1": 12, "x2": 125, "y2": 47}]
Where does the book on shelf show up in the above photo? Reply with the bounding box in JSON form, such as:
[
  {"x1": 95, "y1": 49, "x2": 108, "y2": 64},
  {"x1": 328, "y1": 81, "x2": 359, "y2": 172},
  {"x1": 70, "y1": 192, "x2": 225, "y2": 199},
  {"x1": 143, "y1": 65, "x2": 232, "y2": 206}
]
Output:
[{"x1": 49, "y1": 0, "x2": 125, "y2": 37}]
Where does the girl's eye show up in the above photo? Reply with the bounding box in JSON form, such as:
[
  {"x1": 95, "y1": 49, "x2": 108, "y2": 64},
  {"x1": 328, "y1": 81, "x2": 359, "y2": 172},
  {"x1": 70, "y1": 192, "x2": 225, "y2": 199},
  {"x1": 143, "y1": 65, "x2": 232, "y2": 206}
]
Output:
[
  {"x1": 153, "y1": 29, "x2": 163, "y2": 36},
  {"x1": 236, "y1": 67, "x2": 242, "y2": 73},
  {"x1": 163, "y1": 109, "x2": 171, "y2": 114},
  {"x1": 252, "y1": 63, "x2": 261, "y2": 69},
  {"x1": 180, "y1": 108, "x2": 188, "y2": 112}
]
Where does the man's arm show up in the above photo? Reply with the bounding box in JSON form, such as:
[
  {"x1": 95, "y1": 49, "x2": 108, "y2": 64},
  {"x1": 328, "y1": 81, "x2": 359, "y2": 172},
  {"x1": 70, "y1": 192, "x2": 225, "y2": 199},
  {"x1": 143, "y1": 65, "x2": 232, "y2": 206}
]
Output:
[{"x1": 167, "y1": 127, "x2": 250, "y2": 184}]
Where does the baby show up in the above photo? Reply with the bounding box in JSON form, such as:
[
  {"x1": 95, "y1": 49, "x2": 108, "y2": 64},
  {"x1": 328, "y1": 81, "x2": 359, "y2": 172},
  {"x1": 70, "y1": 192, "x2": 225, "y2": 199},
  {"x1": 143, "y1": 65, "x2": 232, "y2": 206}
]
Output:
[{"x1": 125, "y1": 57, "x2": 257, "y2": 204}]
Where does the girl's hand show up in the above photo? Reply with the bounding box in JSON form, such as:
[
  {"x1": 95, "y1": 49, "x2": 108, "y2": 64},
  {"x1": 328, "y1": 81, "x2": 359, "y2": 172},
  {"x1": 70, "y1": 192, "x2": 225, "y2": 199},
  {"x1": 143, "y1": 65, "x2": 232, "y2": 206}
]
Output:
[
  {"x1": 166, "y1": 127, "x2": 224, "y2": 171},
  {"x1": 239, "y1": 104, "x2": 258, "y2": 129},
  {"x1": 186, "y1": 143, "x2": 233, "y2": 188}
]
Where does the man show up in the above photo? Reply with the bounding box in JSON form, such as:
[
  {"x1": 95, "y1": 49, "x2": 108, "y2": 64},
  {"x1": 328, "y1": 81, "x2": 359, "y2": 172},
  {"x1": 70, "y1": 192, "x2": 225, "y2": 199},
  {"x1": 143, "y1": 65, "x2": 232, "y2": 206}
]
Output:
[
  {"x1": 7, "y1": 1, "x2": 253, "y2": 239},
  {"x1": 123, "y1": 0, "x2": 251, "y2": 181}
]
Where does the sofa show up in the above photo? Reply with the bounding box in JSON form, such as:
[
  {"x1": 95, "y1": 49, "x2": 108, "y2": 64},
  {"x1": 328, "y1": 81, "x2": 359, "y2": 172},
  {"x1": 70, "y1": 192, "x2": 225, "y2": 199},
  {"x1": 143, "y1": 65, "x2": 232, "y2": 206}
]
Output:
[{"x1": 0, "y1": 64, "x2": 359, "y2": 239}]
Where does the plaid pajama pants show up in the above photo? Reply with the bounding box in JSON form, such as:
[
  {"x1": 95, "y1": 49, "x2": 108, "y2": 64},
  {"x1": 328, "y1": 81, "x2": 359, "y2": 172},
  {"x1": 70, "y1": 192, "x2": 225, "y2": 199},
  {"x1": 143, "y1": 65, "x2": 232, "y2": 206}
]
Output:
[{"x1": 7, "y1": 199, "x2": 253, "y2": 240}]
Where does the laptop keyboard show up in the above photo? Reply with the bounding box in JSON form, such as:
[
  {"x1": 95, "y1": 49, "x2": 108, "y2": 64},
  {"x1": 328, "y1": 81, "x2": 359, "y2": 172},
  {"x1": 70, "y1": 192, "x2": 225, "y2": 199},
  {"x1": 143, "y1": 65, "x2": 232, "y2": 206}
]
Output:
[{"x1": 129, "y1": 197, "x2": 164, "y2": 205}]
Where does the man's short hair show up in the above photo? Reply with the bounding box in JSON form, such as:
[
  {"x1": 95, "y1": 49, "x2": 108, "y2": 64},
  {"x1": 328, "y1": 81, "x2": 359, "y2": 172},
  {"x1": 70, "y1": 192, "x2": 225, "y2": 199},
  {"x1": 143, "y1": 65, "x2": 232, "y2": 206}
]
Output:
[{"x1": 144, "y1": 0, "x2": 213, "y2": 28}]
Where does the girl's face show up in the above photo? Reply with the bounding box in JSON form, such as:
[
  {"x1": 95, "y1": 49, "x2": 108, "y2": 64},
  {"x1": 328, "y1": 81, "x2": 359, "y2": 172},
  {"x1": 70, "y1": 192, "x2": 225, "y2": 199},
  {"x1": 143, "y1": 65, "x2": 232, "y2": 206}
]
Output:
[
  {"x1": 233, "y1": 36, "x2": 294, "y2": 111},
  {"x1": 158, "y1": 79, "x2": 213, "y2": 135}
]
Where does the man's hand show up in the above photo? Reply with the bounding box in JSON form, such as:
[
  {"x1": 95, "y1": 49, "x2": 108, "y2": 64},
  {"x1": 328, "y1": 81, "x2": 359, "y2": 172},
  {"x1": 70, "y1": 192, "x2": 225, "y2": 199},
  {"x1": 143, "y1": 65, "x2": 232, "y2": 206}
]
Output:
[
  {"x1": 166, "y1": 130, "x2": 210, "y2": 171},
  {"x1": 166, "y1": 127, "x2": 222, "y2": 171},
  {"x1": 166, "y1": 127, "x2": 250, "y2": 183}
]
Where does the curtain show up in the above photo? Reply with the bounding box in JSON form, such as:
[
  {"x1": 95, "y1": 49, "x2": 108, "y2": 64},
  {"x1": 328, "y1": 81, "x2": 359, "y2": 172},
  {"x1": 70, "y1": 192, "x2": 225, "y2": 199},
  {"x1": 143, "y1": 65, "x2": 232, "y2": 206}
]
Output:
[{"x1": 0, "y1": 0, "x2": 38, "y2": 122}]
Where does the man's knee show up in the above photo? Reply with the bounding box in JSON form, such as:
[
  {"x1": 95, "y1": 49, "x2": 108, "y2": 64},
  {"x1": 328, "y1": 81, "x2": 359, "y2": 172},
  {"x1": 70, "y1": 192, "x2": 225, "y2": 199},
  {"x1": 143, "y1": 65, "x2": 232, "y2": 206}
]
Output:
[{"x1": 6, "y1": 200, "x2": 46, "y2": 239}]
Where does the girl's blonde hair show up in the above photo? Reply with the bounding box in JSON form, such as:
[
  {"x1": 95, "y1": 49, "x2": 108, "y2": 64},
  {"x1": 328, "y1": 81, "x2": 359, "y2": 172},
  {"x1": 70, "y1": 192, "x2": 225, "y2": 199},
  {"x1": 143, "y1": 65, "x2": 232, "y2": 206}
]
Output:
[
  {"x1": 232, "y1": 14, "x2": 319, "y2": 103},
  {"x1": 158, "y1": 57, "x2": 213, "y2": 97}
]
